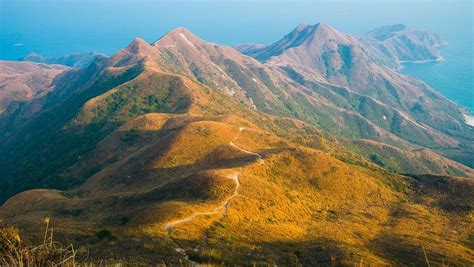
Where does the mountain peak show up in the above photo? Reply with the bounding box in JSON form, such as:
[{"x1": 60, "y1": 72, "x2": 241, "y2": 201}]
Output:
[
  {"x1": 314, "y1": 22, "x2": 332, "y2": 30},
  {"x1": 152, "y1": 27, "x2": 201, "y2": 48},
  {"x1": 288, "y1": 22, "x2": 345, "y2": 43},
  {"x1": 291, "y1": 22, "x2": 335, "y2": 33},
  {"x1": 279, "y1": 23, "x2": 320, "y2": 47},
  {"x1": 240, "y1": 22, "x2": 351, "y2": 61},
  {"x1": 20, "y1": 52, "x2": 45, "y2": 61},
  {"x1": 294, "y1": 23, "x2": 309, "y2": 31},
  {"x1": 165, "y1": 26, "x2": 194, "y2": 37},
  {"x1": 313, "y1": 22, "x2": 345, "y2": 37},
  {"x1": 365, "y1": 24, "x2": 410, "y2": 40},
  {"x1": 108, "y1": 37, "x2": 157, "y2": 66},
  {"x1": 124, "y1": 38, "x2": 153, "y2": 54}
]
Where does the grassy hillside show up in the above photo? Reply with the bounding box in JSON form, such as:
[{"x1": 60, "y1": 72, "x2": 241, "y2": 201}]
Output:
[
  {"x1": 1, "y1": 113, "x2": 472, "y2": 265},
  {"x1": 2, "y1": 30, "x2": 471, "y2": 206}
]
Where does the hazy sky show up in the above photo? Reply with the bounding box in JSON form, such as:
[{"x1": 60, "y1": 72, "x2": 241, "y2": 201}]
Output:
[{"x1": 1, "y1": 0, "x2": 472, "y2": 58}]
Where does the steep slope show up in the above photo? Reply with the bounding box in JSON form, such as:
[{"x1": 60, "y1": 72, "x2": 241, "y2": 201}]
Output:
[
  {"x1": 0, "y1": 36, "x2": 349, "y2": 203},
  {"x1": 346, "y1": 138, "x2": 473, "y2": 176},
  {"x1": 239, "y1": 23, "x2": 473, "y2": 167},
  {"x1": 154, "y1": 27, "x2": 474, "y2": 172},
  {"x1": 1, "y1": 114, "x2": 472, "y2": 265},
  {"x1": 131, "y1": 29, "x2": 441, "y2": 154},
  {"x1": 151, "y1": 28, "x2": 468, "y2": 152},
  {"x1": 0, "y1": 46, "x2": 146, "y2": 202},
  {"x1": 1, "y1": 29, "x2": 472, "y2": 206},
  {"x1": 0, "y1": 61, "x2": 69, "y2": 113},
  {"x1": 361, "y1": 24, "x2": 446, "y2": 68},
  {"x1": 151, "y1": 27, "x2": 295, "y2": 113}
]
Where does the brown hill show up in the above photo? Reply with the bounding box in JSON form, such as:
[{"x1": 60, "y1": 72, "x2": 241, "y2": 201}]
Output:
[
  {"x1": 1, "y1": 27, "x2": 472, "y2": 206},
  {"x1": 0, "y1": 61, "x2": 69, "y2": 114}
]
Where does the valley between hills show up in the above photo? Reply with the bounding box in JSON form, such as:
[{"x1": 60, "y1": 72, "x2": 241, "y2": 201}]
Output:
[{"x1": 0, "y1": 23, "x2": 473, "y2": 265}]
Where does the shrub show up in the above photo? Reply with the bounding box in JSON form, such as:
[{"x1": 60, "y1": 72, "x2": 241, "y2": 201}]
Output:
[{"x1": 94, "y1": 229, "x2": 116, "y2": 242}]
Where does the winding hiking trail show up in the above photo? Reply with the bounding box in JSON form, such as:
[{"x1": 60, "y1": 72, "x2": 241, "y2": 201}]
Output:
[
  {"x1": 230, "y1": 127, "x2": 263, "y2": 162},
  {"x1": 163, "y1": 127, "x2": 263, "y2": 263},
  {"x1": 163, "y1": 173, "x2": 241, "y2": 235}
]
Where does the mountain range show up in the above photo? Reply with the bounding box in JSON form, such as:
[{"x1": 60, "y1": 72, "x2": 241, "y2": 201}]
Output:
[
  {"x1": 0, "y1": 23, "x2": 472, "y2": 265},
  {"x1": 20, "y1": 52, "x2": 105, "y2": 68}
]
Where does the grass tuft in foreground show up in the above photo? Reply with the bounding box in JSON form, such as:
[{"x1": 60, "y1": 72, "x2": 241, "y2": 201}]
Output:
[{"x1": 0, "y1": 217, "x2": 77, "y2": 266}]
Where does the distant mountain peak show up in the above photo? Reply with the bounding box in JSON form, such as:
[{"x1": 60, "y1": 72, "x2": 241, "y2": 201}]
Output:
[
  {"x1": 365, "y1": 24, "x2": 410, "y2": 40},
  {"x1": 19, "y1": 51, "x2": 105, "y2": 68},
  {"x1": 20, "y1": 52, "x2": 44, "y2": 61},
  {"x1": 287, "y1": 22, "x2": 350, "y2": 44},
  {"x1": 281, "y1": 23, "x2": 317, "y2": 46},
  {"x1": 125, "y1": 38, "x2": 152, "y2": 53},
  {"x1": 108, "y1": 37, "x2": 157, "y2": 67},
  {"x1": 247, "y1": 22, "x2": 353, "y2": 61},
  {"x1": 294, "y1": 23, "x2": 309, "y2": 31},
  {"x1": 152, "y1": 27, "x2": 202, "y2": 48},
  {"x1": 390, "y1": 23, "x2": 408, "y2": 30},
  {"x1": 291, "y1": 22, "x2": 332, "y2": 31},
  {"x1": 163, "y1": 26, "x2": 194, "y2": 37},
  {"x1": 314, "y1": 22, "x2": 332, "y2": 30}
]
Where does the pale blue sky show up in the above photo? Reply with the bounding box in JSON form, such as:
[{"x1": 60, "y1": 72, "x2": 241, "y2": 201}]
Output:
[{"x1": 1, "y1": 0, "x2": 471, "y2": 59}]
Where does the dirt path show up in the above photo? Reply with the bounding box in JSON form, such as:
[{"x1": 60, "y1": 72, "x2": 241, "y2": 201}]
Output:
[
  {"x1": 163, "y1": 127, "x2": 263, "y2": 262},
  {"x1": 163, "y1": 172, "x2": 241, "y2": 235},
  {"x1": 230, "y1": 127, "x2": 264, "y2": 163}
]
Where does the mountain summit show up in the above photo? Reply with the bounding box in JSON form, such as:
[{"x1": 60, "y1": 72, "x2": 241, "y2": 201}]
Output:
[
  {"x1": 153, "y1": 26, "x2": 203, "y2": 47},
  {"x1": 365, "y1": 24, "x2": 409, "y2": 40},
  {"x1": 246, "y1": 23, "x2": 353, "y2": 63}
]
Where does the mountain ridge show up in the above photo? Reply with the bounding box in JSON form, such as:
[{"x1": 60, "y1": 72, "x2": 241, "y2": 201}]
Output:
[
  {"x1": 20, "y1": 52, "x2": 106, "y2": 68},
  {"x1": 1, "y1": 25, "x2": 472, "y2": 205},
  {"x1": 238, "y1": 23, "x2": 473, "y2": 167}
]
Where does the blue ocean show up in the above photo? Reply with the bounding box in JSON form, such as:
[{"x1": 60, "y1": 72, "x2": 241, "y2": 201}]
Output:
[{"x1": 1, "y1": 0, "x2": 472, "y2": 111}]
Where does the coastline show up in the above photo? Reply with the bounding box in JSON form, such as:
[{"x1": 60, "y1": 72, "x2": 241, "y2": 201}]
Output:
[
  {"x1": 394, "y1": 55, "x2": 443, "y2": 71},
  {"x1": 399, "y1": 55, "x2": 444, "y2": 64},
  {"x1": 463, "y1": 113, "x2": 474, "y2": 126},
  {"x1": 396, "y1": 54, "x2": 474, "y2": 125}
]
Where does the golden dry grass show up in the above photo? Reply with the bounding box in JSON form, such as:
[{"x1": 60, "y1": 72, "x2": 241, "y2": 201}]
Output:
[
  {"x1": 1, "y1": 113, "x2": 472, "y2": 265},
  {"x1": 0, "y1": 218, "x2": 77, "y2": 266}
]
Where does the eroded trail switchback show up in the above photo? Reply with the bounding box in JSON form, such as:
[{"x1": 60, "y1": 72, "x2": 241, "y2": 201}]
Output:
[{"x1": 163, "y1": 127, "x2": 264, "y2": 262}]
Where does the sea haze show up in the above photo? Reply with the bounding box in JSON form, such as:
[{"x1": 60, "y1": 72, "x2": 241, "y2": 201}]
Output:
[{"x1": 1, "y1": 0, "x2": 472, "y2": 111}]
